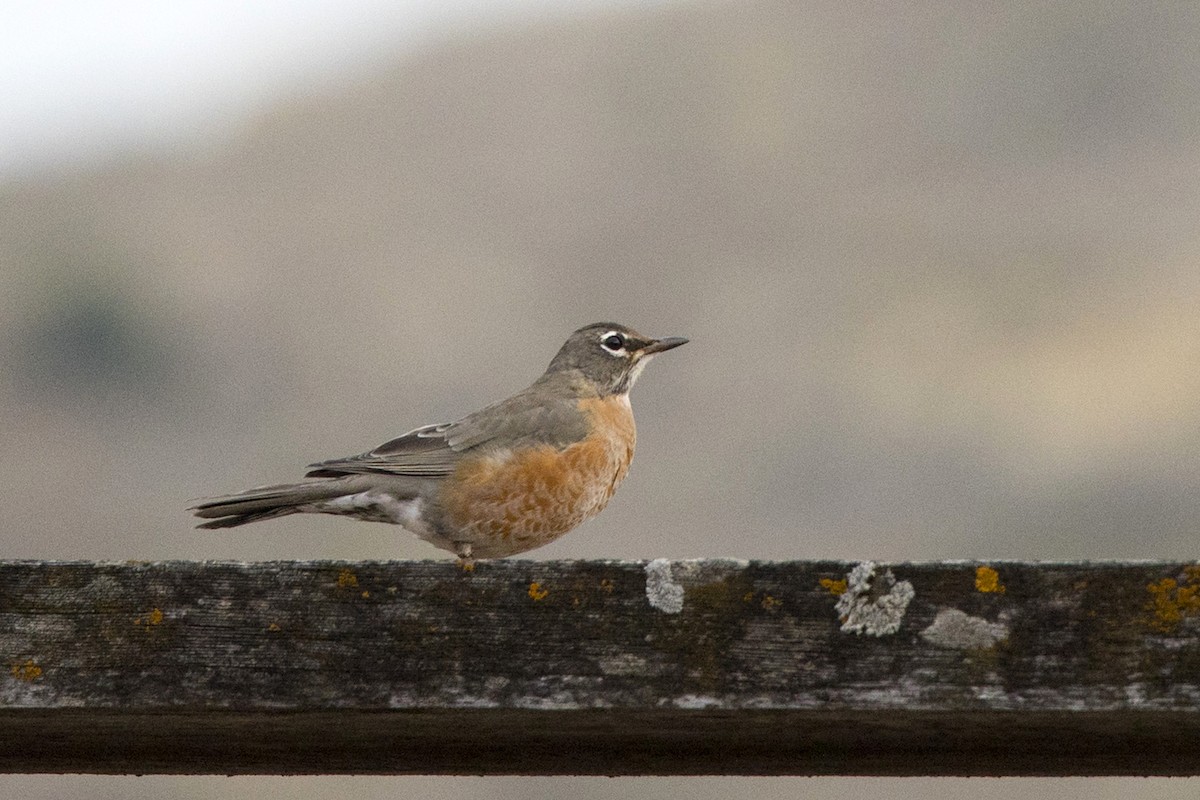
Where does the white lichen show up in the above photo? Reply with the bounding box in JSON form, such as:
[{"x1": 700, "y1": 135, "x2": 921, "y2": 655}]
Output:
[
  {"x1": 921, "y1": 608, "x2": 1009, "y2": 650},
  {"x1": 834, "y1": 561, "x2": 915, "y2": 636},
  {"x1": 645, "y1": 558, "x2": 684, "y2": 614},
  {"x1": 673, "y1": 694, "x2": 722, "y2": 709}
]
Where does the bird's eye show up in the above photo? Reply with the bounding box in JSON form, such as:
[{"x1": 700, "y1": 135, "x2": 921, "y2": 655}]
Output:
[{"x1": 601, "y1": 333, "x2": 626, "y2": 353}]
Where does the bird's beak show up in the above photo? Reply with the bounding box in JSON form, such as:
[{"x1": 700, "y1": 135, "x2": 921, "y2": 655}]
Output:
[{"x1": 641, "y1": 336, "x2": 689, "y2": 355}]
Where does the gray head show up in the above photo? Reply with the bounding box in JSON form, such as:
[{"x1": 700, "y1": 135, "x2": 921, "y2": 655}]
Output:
[{"x1": 544, "y1": 322, "x2": 688, "y2": 395}]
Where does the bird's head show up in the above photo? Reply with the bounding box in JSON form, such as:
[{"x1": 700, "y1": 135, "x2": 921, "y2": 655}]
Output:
[{"x1": 545, "y1": 322, "x2": 688, "y2": 396}]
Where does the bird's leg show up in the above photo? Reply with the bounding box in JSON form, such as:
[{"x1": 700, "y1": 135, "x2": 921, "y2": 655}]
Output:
[{"x1": 455, "y1": 541, "x2": 475, "y2": 572}]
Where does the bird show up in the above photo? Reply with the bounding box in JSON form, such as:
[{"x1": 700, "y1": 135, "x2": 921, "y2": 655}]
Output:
[{"x1": 190, "y1": 322, "x2": 687, "y2": 561}]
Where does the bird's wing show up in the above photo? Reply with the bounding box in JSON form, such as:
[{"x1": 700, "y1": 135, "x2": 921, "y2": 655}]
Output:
[
  {"x1": 305, "y1": 422, "x2": 460, "y2": 477},
  {"x1": 304, "y1": 391, "x2": 589, "y2": 478}
]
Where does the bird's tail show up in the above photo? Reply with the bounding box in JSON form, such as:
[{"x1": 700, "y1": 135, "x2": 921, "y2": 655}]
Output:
[{"x1": 189, "y1": 480, "x2": 353, "y2": 529}]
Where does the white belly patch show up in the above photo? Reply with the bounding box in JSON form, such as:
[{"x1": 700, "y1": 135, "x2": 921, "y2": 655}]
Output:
[{"x1": 317, "y1": 492, "x2": 435, "y2": 541}]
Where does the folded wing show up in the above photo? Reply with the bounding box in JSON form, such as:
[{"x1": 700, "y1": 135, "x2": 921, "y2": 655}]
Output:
[{"x1": 304, "y1": 391, "x2": 590, "y2": 479}]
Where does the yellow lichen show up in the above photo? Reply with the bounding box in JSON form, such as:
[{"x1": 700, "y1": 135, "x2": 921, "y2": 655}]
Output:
[
  {"x1": 9, "y1": 660, "x2": 42, "y2": 682},
  {"x1": 742, "y1": 591, "x2": 755, "y2": 603},
  {"x1": 975, "y1": 566, "x2": 1006, "y2": 594},
  {"x1": 528, "y1": 581, "x2": 549, "y2": 601},
  {"x1": 135, "y1": 607, "x2": 164, "y2": 628},
  {"x1": 819, "y1": 578, "x2": 848, "y2": 596},
  {"x1": 337, "y1": 569, "x2": 358, "y2": 588},
  {"x1": 1147, "y1": 575, "x2": 1200, "y2": 632},
  {"x1": 361, "y1": 590, "x2": 370, "y2": 599},
  {"x1": 760, "y1": 594, "x2": 783, "y2": 611},
  {"x1": 267, "y1": 622, "x2": 281, "y2": 632},
  {"x1": 599, "y1": 578, "x2": 615, "y2": 594}
]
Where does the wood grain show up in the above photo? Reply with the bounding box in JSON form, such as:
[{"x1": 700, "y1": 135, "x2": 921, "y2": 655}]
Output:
[{"x1": 0, "y1": 559, "x2": 1197, "y2": 775}]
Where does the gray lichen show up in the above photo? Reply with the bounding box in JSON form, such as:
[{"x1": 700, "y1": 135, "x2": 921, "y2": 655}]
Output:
[
  {"x1": 921, "y1": 608, "x2": 1009, "y2": 650},
  {"x1": 834, "y1": 561, "x2": 915, "y2": 636},
  {"x1": 645, "y1": 559, "x2": 684, "y2": 614}
]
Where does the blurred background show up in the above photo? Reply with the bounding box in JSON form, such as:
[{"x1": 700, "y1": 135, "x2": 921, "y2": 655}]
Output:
[{"x1": 1, "y1": 0, "x2": 1197, "y2": 797}]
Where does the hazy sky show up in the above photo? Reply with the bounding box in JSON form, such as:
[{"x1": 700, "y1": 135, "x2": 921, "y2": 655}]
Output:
[{"x1": 0, "y1": 0, "x2": 651, "y2": 178}]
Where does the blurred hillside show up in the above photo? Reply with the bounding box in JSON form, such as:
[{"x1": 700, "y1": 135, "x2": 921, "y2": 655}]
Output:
[{"x1": 1, "y1": 0, "x2": 1198, "y2": 569}]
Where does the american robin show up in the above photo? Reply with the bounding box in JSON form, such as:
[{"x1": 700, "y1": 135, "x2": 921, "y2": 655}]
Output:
[{"x1": 191, "y1": 322, "x2": 687, "y2": 560}]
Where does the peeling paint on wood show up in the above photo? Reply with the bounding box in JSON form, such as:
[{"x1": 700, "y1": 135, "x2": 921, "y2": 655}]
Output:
[{"x1": 0, "y1": 559, "x2": 1198, "y2": 776}]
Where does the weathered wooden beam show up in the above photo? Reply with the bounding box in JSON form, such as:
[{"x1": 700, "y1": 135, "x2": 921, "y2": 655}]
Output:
[{"x1": 0, "y1": 559, "x2": 1198, "y2": 776}]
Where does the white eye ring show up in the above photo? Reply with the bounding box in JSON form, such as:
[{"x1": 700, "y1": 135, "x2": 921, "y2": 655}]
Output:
[{"x1": 600, "y1": 331, "x2": 627, "y2": 355}]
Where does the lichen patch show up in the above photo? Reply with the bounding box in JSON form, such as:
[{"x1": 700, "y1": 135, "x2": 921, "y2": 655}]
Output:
[
  {"x1": 834, "y1": 561, "x2": 915, "y2": 636},
  {"x1": 760, "y1": 594, "x2": 783, "y2": 611},
  {"x1": 9, "y1": 660, "x2": 42, "y2": 682},
  {"x1": 819, "y1": 578, "x2": 848, "y2": 596},
  {"x1": 975, "y1": 566, "x2": 1006, "y2": 594},
  {"x1": 134, "y1": 607, "x2": 164, "y2": 628},
  {"x1": 1146, "y1": 571, "x2": 1200, "y2": 632},
  {"x1": 921, "y1": 608, "x2": 1009, "y2": 650},
  {"x1": 645, "y1": 559, "x2": 684, "y2": 614}
]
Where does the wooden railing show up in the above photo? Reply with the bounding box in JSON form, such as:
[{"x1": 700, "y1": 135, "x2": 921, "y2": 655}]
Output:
[{"x1": 1, "y1": 559, "x2": 1197, "y2": 775}]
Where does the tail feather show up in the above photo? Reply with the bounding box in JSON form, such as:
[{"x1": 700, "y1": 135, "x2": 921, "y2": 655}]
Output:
[
  {"x1": 194, "y1": 507, "x2": 302, "y2": 529},
  {"x1": 189, "y1": 480, "x2": 353, "y2": 529}
]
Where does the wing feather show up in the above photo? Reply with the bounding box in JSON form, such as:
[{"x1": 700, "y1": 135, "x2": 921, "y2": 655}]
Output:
[{"x1": 304, "y1": 388, "x2": 589, "y2": 479}]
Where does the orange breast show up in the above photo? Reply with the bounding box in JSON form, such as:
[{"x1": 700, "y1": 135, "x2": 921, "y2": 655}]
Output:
[{"x1": 439, "y1": 395, "x2": 636, "y2": 557}]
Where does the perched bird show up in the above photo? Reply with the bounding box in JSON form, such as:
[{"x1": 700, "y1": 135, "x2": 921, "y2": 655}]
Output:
[{"x1": 191, "y1": 322, "x2": 687, "y2": 560}]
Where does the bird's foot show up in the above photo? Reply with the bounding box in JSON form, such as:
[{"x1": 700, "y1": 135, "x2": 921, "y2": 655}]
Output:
[{"x1": 455, "y1": 543, "x2": 475, "y2": 572}]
